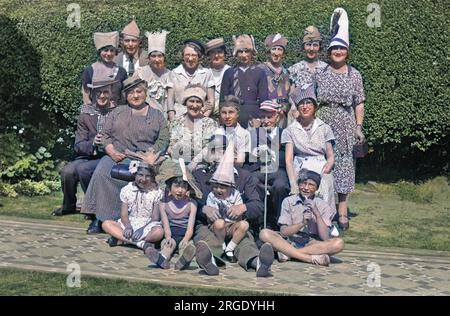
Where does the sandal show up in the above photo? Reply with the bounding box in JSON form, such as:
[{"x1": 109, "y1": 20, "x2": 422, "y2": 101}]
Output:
[{"x1": 338, "y1": 215, "x2": 349, "y2": 231}]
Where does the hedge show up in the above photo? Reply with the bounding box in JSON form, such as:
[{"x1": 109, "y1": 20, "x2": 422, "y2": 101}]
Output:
[{"x1": 0, "y1": 0, "x2": 449, "y2": 174}]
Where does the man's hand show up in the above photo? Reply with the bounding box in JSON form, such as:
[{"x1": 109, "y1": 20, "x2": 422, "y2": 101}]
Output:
[
  {"x1": 303, "y1": 210, "x2": 313, "y2": 224},
  {"x1": 355, "y1": 125, "x2": 365, "y2": 144},
  {"x1": 122, "y1": 225, "x2": 133, "y2": 240},
  {"x1": 250, "y1": 118, "x2": 261, "y2": 128},
  {"x1": 202, "y1": 205, "x2": 221, "y2": 222},
  {"x1": 227, "y1": 204, "x2": 247, "y2": 220},
  {"x1": 142, "y1": 150, "x2": 160, "y2": 165},
  {"x1": 109, "y1": 149, "x2": 126, "y2": 162}
]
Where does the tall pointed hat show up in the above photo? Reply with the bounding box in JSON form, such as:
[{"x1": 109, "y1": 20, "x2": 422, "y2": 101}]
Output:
[
  {"x1": 122, "y1": 19, "x2": 140, "y2": 38},
  {"x1": 209, "y1": 139, "x2": 235, "y2": 187},
  {"x1": 329, "y1": 7, "x2": 349, "y2": 49},
  {"x1": 146, "y1": 30, "x2": 170, "y2": 54}
]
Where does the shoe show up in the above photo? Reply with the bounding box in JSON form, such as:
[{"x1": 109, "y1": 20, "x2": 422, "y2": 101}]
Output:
[
  {"x1": 311, "y1": 254, "x2": 330, "y2": 266},
  {"x1": 195, "y1": 241, "x2": 219, "y2": 276},
  {"x1": 221, "y1": 251, "x2": 238, "y2": 263},
  {"x1": 338, "y1": 216, "x2": 349, "y2": 231},
  {"x1": 51, "y1": 207, "x2": 78, "y2": 216},
  {"x1": 256, "y1": 243, "x2": 274, "y2": 277},
  {"x1": 106, "y1": 237, "x2": 118, "y2": 247},
  {"x1": 175, "y1": 243, "x2": 196, "y2": 270},
  {"x1": 145, "y1": 246, "x2": 170, "y2": 269},
  {"x1": 86, "y1": 219, "x2": 103, "y2": 234},
  {"x1": 277, "y1": 251, "x2": 289, "y2": 263}
]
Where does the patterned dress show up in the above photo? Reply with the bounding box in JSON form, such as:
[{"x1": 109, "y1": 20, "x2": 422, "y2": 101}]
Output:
[
  {"x1": 288, "y1": 60, "x2": 327, "y2": 88},
  {"x1": 281, "y1": 119, "x2": 336, "y2": 208},
  {"x1": 315, "y1": 65, "x2": 365, "y2": 194},
  {"x1": 169, "y1": 115, "x2": 218, "y2": 163},
  {"x1": 118, "y1": 183, "x2": 163, "y2": 240}
]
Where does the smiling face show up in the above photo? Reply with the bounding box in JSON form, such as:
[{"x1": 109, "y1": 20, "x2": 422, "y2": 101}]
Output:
[
  {"x1": 123, "y1": 35, "x2": 140, "y2": 56},
  {"x1": 186, "y1": 96, "x2": 204, "y2": 119},
  {"x1": 299, "y1": 178, "x2": 318, "y2": 199},
  {"x1": 329, "y1": 46, "x2": 348, "y2": 64},
  {"x1": 183, "y1": 46, "x2": 200, "y2": 71},
  {"x1": 99, "y1": 46, "x2": 116, "y2": 63},
  {"x1": 296, "y1": 98, "x2": 316, "y2": 120},
  {"x1": 135, "y1": 167, "x2": 154, "y2": 190},
  {"x1": 211, "y1": 182, "x2": 233, "y2": 200},
  {"x1": 303, "y1": 41, "x2": 321, "y2": 61},
  {"x1": 269, "y1": 46, "x2": 285, "y2": 64},
  {"x1": 149, "y1": 51, "x2": 165, "y2": 71},
  {"x1": 236, "y1": 49, "x2": 254, "y2": 66},
  {"x1": 260, "y1": 111, "x2": 279, "y2": 128},
  {"x1": 208, "y1": 48, "x2": 226, "y2": 68},
  {"x1": 126, "y1": 84, "x2": 147, "y2": 108},
  {"x1": 93, "y1": 86, "x2": 112, "y2": 108},
  {"x1": 220, "y1": 105, "x2": 239, "y2": 127}
]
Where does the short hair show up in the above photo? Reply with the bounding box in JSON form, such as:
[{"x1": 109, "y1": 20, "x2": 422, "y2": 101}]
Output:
[
  {"x1": 219, "y1": 96, "x2": 241, "y2": 112},
  {"x1": 170, "y1": 176, "x2": 190, "y2": 190}
]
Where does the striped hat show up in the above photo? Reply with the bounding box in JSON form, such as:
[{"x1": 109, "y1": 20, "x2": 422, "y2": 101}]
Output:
[
  {"x1": 290, "y1": 84, "x2": 317, "y2": 106},
  {"x1": 258, "y1": 100, "x2": 281, "y2": 114},
  {"x1": 205, "y1": 37, "x2": 226, "y2": 54}
]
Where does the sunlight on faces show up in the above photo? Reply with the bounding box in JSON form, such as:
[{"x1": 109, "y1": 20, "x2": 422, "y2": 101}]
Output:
[
  {"x1": 212, "y1": 182, "x2": 233, "y2": 200},
  {"x1": 126, "y1": 84, "x2": 147, "y2": 107},
  {"x1": 236, "y1": 49, "x2": 254, "y2": 66},
  {"x1": 149, "y1": 51, "x2": 165, "y2": 71},
  {"x1": 183, "y1": 46, "x2": 200, "y2": 70},
  {"x1": 304, "y1": 41, "x2": 321, "y2": 60},
  {"x1": 123, "y1": 35, "x2": 140, "y2": 55},
  {"x1": 329, "y1": 46, "x2": 348, "y2": 63},
  {"x1": 93, "y1": 87, "x2": 111, "y2": 107},
  {"x1": 186, "y1": 96, "x2": 203, "y2": 119},
  {"x1": 220, "y1": 105, "x2": 239, "y2": 127},
  {"x1": 296, "y1": 99, "x2": 316, "y2": 120},
  {"x1": 269, "y1": 46, "x2": 285, "y2": 64},
  {"x1": 135, "y1": 168, "x2": 154, "y2": 190},
  {"x1": 99, "y1": 46, "x2": 116, "y2": 63},
  {"x1": 299, "y1": 179, "x2": 318, "y2": 199},
  {"x1": 208, "y1": 48, "x2": 226, "y2": 68}
]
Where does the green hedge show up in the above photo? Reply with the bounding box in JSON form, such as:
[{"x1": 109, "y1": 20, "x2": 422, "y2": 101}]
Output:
[{"x1": 1, "y1": 0, "x2": 449, "y2": 172}]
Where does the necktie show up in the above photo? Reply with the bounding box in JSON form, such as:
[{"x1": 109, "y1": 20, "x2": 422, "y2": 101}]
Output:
[
  {"x1": 233, "y1": 68, "x2": 242, "y2": 100},
  {"x1": 128, "y1": 55, "x2": 135, "y2": 76}
]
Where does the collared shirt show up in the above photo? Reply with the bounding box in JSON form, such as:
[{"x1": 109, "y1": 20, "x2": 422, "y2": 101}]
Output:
[
  {"x1": 278, "y1": 194, "x2": 335, "y2": 235},
  {"x1": 206, "y1": 189, "x2": 244, "y2": 222},
  {"x1": 281, "y1": 118, "x2": 334, "y2": 157},
  {"x1": 170, "y1": 64, "x2": 215, "y2": 118},
  {"x1": 210, "y1": 64, "x2": 231, "y2": 115},
  {"x1": 214, "y1": 124, "x2": 251, "y2": 163}
]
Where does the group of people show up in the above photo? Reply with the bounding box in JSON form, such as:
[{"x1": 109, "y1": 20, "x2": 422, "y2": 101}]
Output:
[{"x1": 54, "y1": 7, "x2": 366, "y2": 277}]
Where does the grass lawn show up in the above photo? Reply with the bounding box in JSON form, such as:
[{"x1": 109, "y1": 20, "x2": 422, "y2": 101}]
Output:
[{"x1": 0, "y1": 268, "x2": 269, "y2": 296}]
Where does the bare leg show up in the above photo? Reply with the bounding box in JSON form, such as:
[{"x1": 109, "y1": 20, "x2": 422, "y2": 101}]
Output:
[
  {"x1": 102, "y1": 220, "x2": 128, "y2": 243},
  {"x1": 212, "y1": 219, "x2": 226, "y2": 242},
  {"x1": 338, "y1": 193, "x2": 349, "y2": 229},
  {"x1": 144, "y1": 225, "x2": 164, "y2": 243},
  {"x1": 297, "y1": 238, "x2": 345, "y2": 256},
  {"x1": 230, "y1": 220, "x2": 249, "y2": 245}
]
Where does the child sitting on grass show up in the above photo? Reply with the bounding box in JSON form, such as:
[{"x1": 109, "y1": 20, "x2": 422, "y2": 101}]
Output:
[
  {"x1": 102, "y1": 161, "x2": 164, "y2": 250},
  {"x1": 145, "y1": 160, "x2": 199, "y2": 270}
]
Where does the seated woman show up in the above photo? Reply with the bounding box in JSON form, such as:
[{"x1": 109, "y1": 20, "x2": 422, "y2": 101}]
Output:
[
  {"x1": 282, "y1": 84, "x2": 336, "y2": 209},
  {"x1": 81, "y1": 75, "x2": 169, "y2": 234},
  {"x1": 168, "y1": 85, "x2": 218, "y2": 163}
]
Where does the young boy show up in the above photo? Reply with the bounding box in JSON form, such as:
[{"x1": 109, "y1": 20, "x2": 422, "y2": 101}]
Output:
[
  {"x1": 204, "y1": 140, "x2": 249, "y2": 262},
  {"x1": 259, "y1": 169, "x2": 344, "y2": 266}
]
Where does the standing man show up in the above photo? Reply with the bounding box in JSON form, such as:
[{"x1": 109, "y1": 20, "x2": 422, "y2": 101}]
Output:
[
  {"x1": 53, "y1": 80, "x2": 117, "y2": 216},
  {"x1": 115, "y1": 19, "x2": 148, "y2": 77},
  {"x1": 205, "y1": 38, "x2": 231, "y2": 120},
  {"x1": 258, "y1": 34, "x2": 291, "y2": 128},
  {"x1": 220, "y1": 34, "x2": 269, "y2": 127}
]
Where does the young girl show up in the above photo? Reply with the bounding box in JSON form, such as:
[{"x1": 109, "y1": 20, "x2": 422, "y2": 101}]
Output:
[
  {"x1": 102, "y1": 161, "x2": 164, "y2": 249},
  {"x1": 145, "y1": 167, "x2": 198, "y2": 270}
]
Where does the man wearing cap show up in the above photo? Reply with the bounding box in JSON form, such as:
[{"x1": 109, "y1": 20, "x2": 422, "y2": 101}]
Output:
[
  {"x1": 259, "y1": 169, "x2": 344, "y2": 266},
  {"x1": 220, "y1": 34, "x2": 269, "y2": 127},
  {"x1": 82, "y1": 31, "x2": 128, "y2": 105},
  {"x1": 115, "y1": 19, "x2": 149, "y2": 77},
  {"x1": 170, "y1": 40, "x2": 215, "y2": 118},
  {"x1": 205, "y1": 38, "x2": 231, "y2": 119},
  {"x1": 53, "y1": 80, "x2": 117, "y2": 216},
  {"x1": 192, "y1": 139, "x2": 274, "y2": 277},
  {"x1": 81, "y1": 74, "x2": 169, "y2": 234},
  {"x1": 245, "y1": 100, "x2": 290, "y2": 229},
  {"x1": 258, "y1": 34, "x2": 291, "y2": 128},
  {"x1": 137, "y1": 30, "x2": 175, "y2": 121}
]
